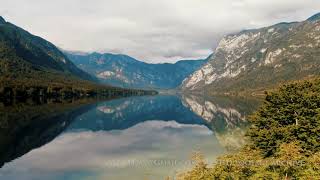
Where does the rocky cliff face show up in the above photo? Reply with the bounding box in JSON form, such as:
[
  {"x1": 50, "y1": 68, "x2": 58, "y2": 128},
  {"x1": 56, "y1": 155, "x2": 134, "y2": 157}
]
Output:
[{"x1": 181, "y1": 13, "x2": 320, "y2": 93}]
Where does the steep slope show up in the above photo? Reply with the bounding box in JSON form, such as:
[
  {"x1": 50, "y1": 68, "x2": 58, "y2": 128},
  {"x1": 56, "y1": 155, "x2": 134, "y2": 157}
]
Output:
[
  {"x1": 0, "y1": 17, "x2": 156, "y2": 99},
  {"x1": 181, "y1": 13, "x2": 320, "y2": 94},
  {"x1": 65, "y1": 51, "x2": 207, "y2": 89},
  {"x1": 0, "y1": 16, "x2": 94, "y2": 81}
]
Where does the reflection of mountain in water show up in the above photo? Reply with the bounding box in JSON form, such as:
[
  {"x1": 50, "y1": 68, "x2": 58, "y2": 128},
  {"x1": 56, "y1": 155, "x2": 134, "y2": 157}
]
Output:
[
  {"x1": 66, "y1": 95, "x2": 260, "y2": 150},
  {"x1": 181, "y1": 95, "x2": 261, "y2": 150},
  {"x1": 0, "y1": 99, "x2": 98, "y2": 168},
  {"x1": 0, "y1": 95, "x2": 261, "y2": 169},
  {"x1": 67, "y1": 96, "x2": 207, "y2": 131}
]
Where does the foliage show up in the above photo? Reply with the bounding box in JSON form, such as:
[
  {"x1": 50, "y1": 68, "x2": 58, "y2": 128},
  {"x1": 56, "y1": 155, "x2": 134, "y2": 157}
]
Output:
[
  {"x1": 248, "y1": 79, "x2": 320, "y2": 157},
  {"x1": 175, "y1": 78, "x2": 320, "y2": 179},
  {"x1": 0, "y1": 73, "x2": 157, "y2": 99},
  {"x1": 176, "y1": 152, "x2": 213, "y2": 180}
]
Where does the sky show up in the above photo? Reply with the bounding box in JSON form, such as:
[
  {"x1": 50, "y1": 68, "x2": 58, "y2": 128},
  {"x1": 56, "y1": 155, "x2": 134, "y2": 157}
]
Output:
[{"x1": 0, "y1": 0, "x2": 320, "y2": 63}]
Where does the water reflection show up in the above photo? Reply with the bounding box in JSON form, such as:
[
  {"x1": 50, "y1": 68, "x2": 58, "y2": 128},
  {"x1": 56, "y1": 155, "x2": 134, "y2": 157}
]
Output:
[
  {"x1": 0, "y1": 95, "x2": 260, "y2": 180},
  {"x1": 182, "y1": 94, "x2": 260, "y2": 150},
  {"x1": 67, "y1": 96, "x2": 207, "y2": 132},
  {"x1": 0, "y1": 99, "x2": 100, "y2": 168}
]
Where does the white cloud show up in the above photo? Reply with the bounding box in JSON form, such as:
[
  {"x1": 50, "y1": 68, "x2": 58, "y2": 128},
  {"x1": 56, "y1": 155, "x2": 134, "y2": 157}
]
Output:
[
  {"x1": 0, "y1": 121, "x2": 220, "y2": 180},
  {"x1": 0, "y1": 0, "x2": 319, "y2": 63}
]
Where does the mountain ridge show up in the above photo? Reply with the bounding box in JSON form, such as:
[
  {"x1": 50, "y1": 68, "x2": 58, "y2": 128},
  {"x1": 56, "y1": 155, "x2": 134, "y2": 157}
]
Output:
[
  {"x1": 0, "y1": 16, "x2": 5, "y2": 24},
  {"x1": 307, "y1": 12, "x2": 320, "y2": 21},
  {"x1": 181, "y1": 12, "x2": 320, "y2": 94},
  {"x1": 0, "y1": 16, "x2": 158, "y2": 99},
  {"x1": 66, "y1": 51, "x2": 208, "y2": 89},
  {"x1": 0, "y1": 16, "x2": 95, "y2": 82}
]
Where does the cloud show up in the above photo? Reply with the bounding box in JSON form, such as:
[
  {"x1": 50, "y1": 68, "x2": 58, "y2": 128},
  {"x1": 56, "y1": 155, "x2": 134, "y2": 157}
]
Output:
[
  {"x1": 0, "y1": 121, "x2": 219, "y2": 180},
  {"x1": 0, "y1": 0, "x2": 319, "y2": 63}
]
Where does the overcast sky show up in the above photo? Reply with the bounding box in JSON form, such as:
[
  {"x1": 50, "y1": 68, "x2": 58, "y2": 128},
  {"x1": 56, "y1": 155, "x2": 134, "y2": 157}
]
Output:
[{"x1": 1, "y1": 0, "x2": 319, "y2": 63}]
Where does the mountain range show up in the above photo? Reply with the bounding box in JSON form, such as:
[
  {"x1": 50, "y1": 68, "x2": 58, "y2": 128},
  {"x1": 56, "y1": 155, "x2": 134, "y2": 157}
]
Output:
[
  {"x1": 181, "y1": 13, "x2": 320, "y2": 95},
  {"x1": 65, "y1": 51, "x2": 208, "y2": 89},
  {"x1": 0, "y1": 16, "x2": 156, "y2": 99},
  {"x1": 2, "y1": 12, "x2": 320, "y2": 96}
]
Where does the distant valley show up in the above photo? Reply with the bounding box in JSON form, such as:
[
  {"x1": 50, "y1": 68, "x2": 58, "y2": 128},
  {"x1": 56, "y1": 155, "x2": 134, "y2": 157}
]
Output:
[
  {"x1": 66, "y1": 13, "x2": 320, "y2": 94},
  {"x1": 65, "y1": 51, "x2": 208, "y2": 89}
]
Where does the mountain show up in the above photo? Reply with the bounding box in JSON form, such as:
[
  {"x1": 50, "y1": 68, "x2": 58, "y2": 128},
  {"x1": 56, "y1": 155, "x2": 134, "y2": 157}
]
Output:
[
  {"x1": 307, "y1": 12, "x2": 320, "y2": 21},
  {"x1": 0, "y1": 17, "x2": 157, "y2": 99},
  {"x1": 181, "y1": 13, "x2": 320, "y2": 94},
  {"x1": 65, "y1": 51, "x2": 208, "y2": 89},
  {"x1": 0, "y1": 16, "x2": 94, "y2": 81}
]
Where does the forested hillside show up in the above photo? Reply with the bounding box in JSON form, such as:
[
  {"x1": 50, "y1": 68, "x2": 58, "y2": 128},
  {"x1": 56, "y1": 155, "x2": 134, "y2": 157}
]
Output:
[{"x1": 0, "y1": 17, "x2": 156, "y2": 99}]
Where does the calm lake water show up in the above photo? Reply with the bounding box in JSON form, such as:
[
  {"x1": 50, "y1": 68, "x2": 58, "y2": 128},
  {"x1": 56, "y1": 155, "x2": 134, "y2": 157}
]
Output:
[{"x1": 0, "y1": 95, "x2": 260, "y2": 180}]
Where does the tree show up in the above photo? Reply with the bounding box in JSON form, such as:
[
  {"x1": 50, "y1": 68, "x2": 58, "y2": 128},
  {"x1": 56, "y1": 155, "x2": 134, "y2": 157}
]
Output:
[{"x1": 175, "y1": 78, "x2": 320, "y2": 180}]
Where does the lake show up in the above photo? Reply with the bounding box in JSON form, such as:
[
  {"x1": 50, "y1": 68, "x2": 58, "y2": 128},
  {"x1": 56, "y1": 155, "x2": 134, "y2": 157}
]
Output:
[{"x1": 0, "y1": 95, "x2": 260, "y2": 180}]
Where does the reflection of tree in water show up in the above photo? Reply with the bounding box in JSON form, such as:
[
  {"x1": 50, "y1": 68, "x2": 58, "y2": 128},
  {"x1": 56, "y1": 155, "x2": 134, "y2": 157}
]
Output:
[
  {"x1": 181, "y1": 94, "x2": 261, "y2": 151},
  {"x1": 0, "y1": 98, "x2": 101, "y2": 168}
]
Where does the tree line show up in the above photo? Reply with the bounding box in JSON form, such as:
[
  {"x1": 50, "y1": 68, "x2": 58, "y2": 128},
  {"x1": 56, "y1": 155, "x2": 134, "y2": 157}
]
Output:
[{"x1": 0, "y1": 72, "x2": 157, "y2": 101}]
